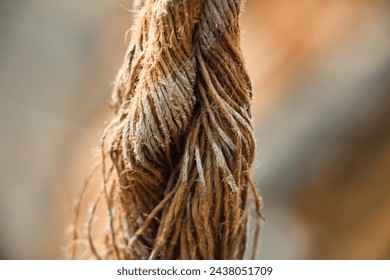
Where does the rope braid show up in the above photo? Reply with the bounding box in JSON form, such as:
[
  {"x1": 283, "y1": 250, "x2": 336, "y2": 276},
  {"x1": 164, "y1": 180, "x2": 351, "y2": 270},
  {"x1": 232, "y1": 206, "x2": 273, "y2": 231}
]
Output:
[{"x1": 72, "y1": 0, "x2": 263, "y2": 260}]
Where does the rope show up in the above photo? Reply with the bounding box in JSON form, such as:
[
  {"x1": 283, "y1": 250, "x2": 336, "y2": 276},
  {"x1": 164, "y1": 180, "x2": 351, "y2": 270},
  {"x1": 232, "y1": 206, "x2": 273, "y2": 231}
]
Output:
[{"x1": 72, "y1": 0, "x2": 263, "y2": 260}]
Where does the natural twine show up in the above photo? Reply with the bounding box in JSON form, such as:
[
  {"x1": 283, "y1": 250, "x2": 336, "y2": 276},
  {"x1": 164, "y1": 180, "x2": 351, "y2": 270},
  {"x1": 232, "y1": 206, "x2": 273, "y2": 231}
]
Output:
[{"x1": 71, "y1": 0, "x2": 263, "y2": 260}]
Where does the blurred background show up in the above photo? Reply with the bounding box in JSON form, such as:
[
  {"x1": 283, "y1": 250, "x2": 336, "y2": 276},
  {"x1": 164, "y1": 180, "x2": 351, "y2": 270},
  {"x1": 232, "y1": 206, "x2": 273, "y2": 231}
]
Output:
[{"x1": 0, "y1": 0, "x2": 389, "y2": 259}]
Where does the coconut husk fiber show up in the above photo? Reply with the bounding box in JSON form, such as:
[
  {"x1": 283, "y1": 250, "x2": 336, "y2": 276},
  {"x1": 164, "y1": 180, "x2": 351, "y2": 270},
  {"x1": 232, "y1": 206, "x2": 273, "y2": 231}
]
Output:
[{"x1": 71, "y1": 0, "x2": 263, "y2": 260}]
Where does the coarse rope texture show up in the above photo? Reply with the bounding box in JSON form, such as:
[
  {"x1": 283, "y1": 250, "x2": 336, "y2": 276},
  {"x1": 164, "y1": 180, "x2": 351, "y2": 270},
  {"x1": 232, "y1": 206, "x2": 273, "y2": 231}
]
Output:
[{"x1": 70, "y1": 0, "x2": 263, "y2": 260}]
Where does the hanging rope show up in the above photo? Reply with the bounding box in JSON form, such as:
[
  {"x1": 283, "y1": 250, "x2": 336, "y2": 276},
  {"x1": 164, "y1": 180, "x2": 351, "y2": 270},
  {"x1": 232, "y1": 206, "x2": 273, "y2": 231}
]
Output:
[{"x1": 72, "y1": 0, "x2": 263, "y2": 260}]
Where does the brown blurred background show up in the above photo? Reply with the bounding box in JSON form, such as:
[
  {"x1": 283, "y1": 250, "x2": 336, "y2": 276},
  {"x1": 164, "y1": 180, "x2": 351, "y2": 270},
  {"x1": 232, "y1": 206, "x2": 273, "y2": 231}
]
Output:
[{"x1": 0, "y1": 0, "x2": 389, "y2": 259}]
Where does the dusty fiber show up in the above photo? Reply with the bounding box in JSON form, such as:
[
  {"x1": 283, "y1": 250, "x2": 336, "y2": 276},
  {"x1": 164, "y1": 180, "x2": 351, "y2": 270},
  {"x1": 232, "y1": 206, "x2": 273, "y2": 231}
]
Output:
[{"x1": 72, "y1": 0, "x2": 263, "y2": 260}]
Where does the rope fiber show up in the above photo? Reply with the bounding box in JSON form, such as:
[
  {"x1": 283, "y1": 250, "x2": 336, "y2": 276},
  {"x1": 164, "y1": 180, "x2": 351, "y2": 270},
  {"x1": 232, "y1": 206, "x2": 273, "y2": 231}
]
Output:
[{"x1": 72, "y1": 0, "x2": 263, "y2": 260}]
